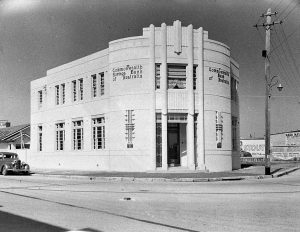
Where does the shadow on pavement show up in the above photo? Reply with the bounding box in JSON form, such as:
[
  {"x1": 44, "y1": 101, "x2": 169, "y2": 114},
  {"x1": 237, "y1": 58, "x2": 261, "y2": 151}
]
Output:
[
  {"x1": 0, "y1": 210, "x2": 66, "y2": 232},
  {"x1": 271, "y1": 168, "x2": 282, "y2": 175}
]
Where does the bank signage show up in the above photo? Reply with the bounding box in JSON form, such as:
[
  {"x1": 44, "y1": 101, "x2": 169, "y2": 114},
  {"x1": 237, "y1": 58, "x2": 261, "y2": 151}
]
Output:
[
  {"x1": 285, "y1": 132, "x2": 300, "y2": 145},
  {"x1": 208, "y1": 66, "x2": 230, "y2": 85},
  {"x1": 112, "y1": 65, "x2": 143, "y2": 82}
]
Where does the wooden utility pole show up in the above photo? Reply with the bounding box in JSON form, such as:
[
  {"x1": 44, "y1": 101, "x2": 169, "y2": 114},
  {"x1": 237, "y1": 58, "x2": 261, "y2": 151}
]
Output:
[{"x1": 254, "y1": 8, "x2": 282, "y2": 175}]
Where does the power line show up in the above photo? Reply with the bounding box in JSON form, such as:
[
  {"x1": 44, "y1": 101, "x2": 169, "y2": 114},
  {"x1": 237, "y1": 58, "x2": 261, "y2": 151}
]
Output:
[
  {"x1": 279, "y1": 25, "x2": 300, "y2": 79},
  {"x1": 270, "y1": 31, "x2": 300, "y2": 95},
  {"x1": 281, "y1": 5, "x2": 298, "y2": 21},
  {"x1": 269, "y1": 29, "x2": 298, "y2": 54},
  {"x1": 277, "y1": 0, "x2": 295, "y2": 18},
  {"x1": 273, "y1": 0, "x2": 285, "y2": 11},
  {"x1": 273, "y1": 27, "x2": 298, "y2": 80}
]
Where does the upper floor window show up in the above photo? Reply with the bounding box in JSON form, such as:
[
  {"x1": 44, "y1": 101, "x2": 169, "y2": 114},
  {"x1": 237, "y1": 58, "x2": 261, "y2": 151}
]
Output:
[
  {"x1": 100, "y1": 72, "x2": 104, "y2": 96},
  {"x1": 55, "y1": 83, "x2": 66, "y2": 105},
  {"x1": 55, "y1": 85, "x2": 60, "y2": 105},
  {"x1": 168, "y1": 64, "x2": 186, "y2": 89},
  {"x1": 91, "y1": 73, "x2": 105, "y2": 98},
  {"x1": 231, "y1": 77, "x2": 238, "y2": 102},
  {"x1": 155, "y1": 64, "x2": 161, "y2": 89},
  {"x1": 91, "y1": 74, "x2": 97, "y2": 97},
  {"x1": 79, "y1": 78, "x2": 83, "y2": 100},
  {"x1": 61, "y1": 84, "x2": 65, "y2": 104},
  {"x1": 38, "y1": 90, "x2": 43, "y2": 109},
  {"x1": 72, "y1": 80, "x2": 77, "y2": 102},
  {"x1": 193, "y1": 66, "x2": 197, "y2": 90},
  {"x1": 155, "y1": 64, "x2": 197, "y2": 90},
  {"x1": 72, "y1": 78, "x2": 84, "y2": 102}
]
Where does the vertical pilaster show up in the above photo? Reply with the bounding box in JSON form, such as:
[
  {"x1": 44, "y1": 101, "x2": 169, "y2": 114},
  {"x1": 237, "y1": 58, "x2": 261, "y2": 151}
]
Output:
[
  {"x1": 149, "y1": 24, "x2": 156, "y2": 170},
  {"x1": 187, "y1": 25, "x2": 195, "y2": 169},
  {"x1": 161, "y1": 23, "x2": 168, "y2": 170},
  {"x1": 197, "y1": 27, "x2": 206, "y2": 170}
]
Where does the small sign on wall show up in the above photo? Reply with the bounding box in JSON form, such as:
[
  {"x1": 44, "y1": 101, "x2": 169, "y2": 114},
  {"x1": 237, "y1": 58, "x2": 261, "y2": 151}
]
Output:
[{"x1": 208, "y1": 66, "x2": 230, "y2": 85}]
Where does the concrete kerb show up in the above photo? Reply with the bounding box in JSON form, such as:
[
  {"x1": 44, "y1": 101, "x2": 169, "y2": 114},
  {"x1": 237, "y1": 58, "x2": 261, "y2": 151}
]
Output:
[
  {"x1": 31, "y1": 166, "x2": 300, "y2": 182},
  {"x1": 31, "y1": 173, "x2": 276, "y2": 182}
]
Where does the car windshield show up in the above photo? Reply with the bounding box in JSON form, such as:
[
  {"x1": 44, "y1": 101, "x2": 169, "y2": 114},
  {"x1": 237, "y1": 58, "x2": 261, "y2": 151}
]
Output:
[{"x1": 3, "y1": 154, "x2": 18, "y2": 159}]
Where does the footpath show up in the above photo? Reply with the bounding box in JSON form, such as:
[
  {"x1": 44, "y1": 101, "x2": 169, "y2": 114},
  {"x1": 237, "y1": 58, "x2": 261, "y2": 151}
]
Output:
[{"x1": 31, "y1": 161, "x2": 300, "y2": 182}]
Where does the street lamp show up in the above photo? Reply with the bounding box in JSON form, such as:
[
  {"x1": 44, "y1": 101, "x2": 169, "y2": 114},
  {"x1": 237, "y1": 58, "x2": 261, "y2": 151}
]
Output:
[{"x1": 265, "y1": 75, "x2": 283, "y2": 175}]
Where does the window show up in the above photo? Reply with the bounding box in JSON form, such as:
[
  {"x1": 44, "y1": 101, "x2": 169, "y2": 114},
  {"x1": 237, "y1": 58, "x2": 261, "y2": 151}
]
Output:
[
  {"x1": 56, "y1": 122, "x2": 65, "y2": 151},
  {"x1": 155, "y1": 64, "x2": 161, "y2": 89},
  {"x1": 72, "y1": 78, "x2": 83, "y2": 102},
  {"x1": 156, "y1": 122, "x2": 162, "y2": 167},
  {"x1": 79, "y1": 78, "x2": 83, "y2": 100},
  {"x1": 55, "y1": 84, "x2": 66, "y2": 105},
  {"x1": 72, "y1": 80, "x2": 77, "y2": 102},
  {"x1": 91, "y1": 74, "x2": 97, "y2": 97},
  {"x1": 168, "y1": 64, "x2": 186, "y2": 89},
  {"x1": 193, "y1": 65, "x2": 197, "y2": 90},
  {"x1": 91, "y1": 73, "x2": 104, "y2": 98},
  {"x1": 73, "y1": 120, "x2": 83, "y2": 150},
  {"x1": 92, "y1": 117, "x2": 105, "y2": 149},
  {"x1": 38, "y1": 90, "x2": 43, "y2": 109},
  {"x1": 100, "y1": 72, "x2": 104, "y2": 96},
  {"x1": 55, "y1": 85, "x2": 60, "y2": 105},
  {"x1": 38, "y1": 125, "x2": 42, "y2": 151},
  {"x1": 231, "y1": 77, "x2": 238, "y2": 102},
  {"x1": 232, "y1": 116, "x2": 238, "y2": 151},
  {"x1": 61, "y1": 84, "x2": 65, "y2": 104}
]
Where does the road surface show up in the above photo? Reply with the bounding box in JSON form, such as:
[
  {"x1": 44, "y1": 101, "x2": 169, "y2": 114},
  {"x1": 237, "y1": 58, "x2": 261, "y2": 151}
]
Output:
[{"x1": 0, "y1": 171, "x2": 299, "y2": 232}]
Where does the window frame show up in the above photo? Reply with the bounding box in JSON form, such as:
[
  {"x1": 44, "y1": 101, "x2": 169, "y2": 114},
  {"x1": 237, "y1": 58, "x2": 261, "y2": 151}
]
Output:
[
  {"x1": 55, "y1": 122, "x2": 65, "y2": 151},
  {"x1": 38, "y1": 125, "x2": 43, "y2": 152},
  {"x1": 92, "y1": 117, "x2": 105, "y2": 150},
  {"x1": 72, "y1": 120, "x2": 83, "y2": 150}
]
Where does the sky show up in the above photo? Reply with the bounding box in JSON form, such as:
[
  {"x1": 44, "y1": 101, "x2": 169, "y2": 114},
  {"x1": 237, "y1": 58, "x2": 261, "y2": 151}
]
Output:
[{"x1": 0, "y1": 0, "x2": 299, "y2": 138}]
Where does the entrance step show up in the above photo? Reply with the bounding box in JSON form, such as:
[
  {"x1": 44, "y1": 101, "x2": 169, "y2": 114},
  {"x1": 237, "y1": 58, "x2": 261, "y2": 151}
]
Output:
[{"x1": 149, "y1": 166, "x2": 207, "y2": 173}]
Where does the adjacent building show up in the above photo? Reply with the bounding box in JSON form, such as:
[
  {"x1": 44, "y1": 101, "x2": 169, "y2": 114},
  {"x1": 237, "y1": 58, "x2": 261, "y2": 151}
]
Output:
[
  {"x1": 30, "y1": 20, "x2": 240, "y2": 172},
  {"x1": 241, "y1": 130, "x2": 300, "y2": 161},
  {"x1": 0, "y1": 124, "x2": 30, "y2": 161}
]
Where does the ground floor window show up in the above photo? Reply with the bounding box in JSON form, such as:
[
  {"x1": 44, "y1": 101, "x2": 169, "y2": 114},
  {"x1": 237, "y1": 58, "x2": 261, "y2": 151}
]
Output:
[
  {"x1": 56, "y1": 122, "x2": 65, "y2": 151},
  {"x1": 38, "y1": 125, "x2": 42, "y2": 151},
  {"x1": 92, "y1": 117, "x2": 105, "y2": 149},
  {"x1": 73, "y1": 120, "x2": 83, "y2": 150},
  {"x1": 232, "y1": 116, "x2": 238, "y2": 151},
  {"x1": 156, "y1": 122, "x2": 162, "y2": 167}
]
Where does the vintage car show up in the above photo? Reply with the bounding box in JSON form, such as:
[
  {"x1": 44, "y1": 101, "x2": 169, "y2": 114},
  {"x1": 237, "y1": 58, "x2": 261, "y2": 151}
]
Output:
[{"x1": 0, "y1": 152, "x2": 30, "y2": 175}]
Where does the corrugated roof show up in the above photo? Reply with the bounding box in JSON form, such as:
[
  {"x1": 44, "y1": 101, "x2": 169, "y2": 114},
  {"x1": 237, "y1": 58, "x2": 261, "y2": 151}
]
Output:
[{"x1": 0, "y1": 124, "x2": 30, "y2": 141}]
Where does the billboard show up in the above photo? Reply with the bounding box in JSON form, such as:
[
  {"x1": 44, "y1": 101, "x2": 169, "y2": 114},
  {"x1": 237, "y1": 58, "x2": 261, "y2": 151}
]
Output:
[{"x1": 240, "y1": 139, "x2": 265, "y2": 157}]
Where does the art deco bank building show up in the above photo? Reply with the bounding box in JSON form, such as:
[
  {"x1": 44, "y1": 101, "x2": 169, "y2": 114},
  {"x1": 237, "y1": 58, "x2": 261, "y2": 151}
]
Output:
[{"x1": 30, "y1": 21, "x2": 240, "y2": 172}]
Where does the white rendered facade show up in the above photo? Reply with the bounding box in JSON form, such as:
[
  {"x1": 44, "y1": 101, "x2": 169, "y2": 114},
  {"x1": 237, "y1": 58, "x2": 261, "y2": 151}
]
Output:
[{"x1": 30, "y1": 21, "x2": 240, "y2": 172}]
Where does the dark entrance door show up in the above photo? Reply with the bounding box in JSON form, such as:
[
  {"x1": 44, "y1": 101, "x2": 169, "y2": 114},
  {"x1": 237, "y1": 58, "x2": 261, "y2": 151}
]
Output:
[{"x1": 167, "y1": 123, "x2": 180, "y2": 166}]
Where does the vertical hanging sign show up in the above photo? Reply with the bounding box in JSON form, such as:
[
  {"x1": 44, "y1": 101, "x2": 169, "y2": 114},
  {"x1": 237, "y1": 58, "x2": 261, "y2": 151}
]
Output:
[
  {"x1": 216, "y1": 111, "x2": 223, "y2": 148},
  {"x1": 125, "y1": 110, "x2": 135, "y2": 148}
]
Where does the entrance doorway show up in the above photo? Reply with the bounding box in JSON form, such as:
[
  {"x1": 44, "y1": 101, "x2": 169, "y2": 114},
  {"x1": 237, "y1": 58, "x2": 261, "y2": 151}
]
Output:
[{"x1": 168, "y1": 123, "x2": 180, "y2": 166}]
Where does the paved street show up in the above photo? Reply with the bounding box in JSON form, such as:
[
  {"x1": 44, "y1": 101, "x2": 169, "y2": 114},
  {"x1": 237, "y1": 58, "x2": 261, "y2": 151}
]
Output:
[{"x1": 0, "y1": 171, "x2": 299, "y2": 232}]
